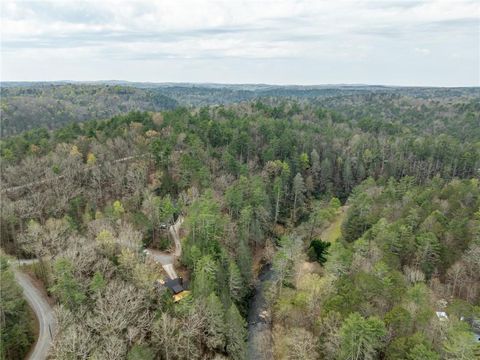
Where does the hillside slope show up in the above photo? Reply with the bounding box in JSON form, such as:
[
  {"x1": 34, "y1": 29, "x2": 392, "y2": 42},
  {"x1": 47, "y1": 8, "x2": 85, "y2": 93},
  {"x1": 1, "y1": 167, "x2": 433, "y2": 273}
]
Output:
[{"x1": 0, "y1": 85, "x2": 178, "y2": 136}]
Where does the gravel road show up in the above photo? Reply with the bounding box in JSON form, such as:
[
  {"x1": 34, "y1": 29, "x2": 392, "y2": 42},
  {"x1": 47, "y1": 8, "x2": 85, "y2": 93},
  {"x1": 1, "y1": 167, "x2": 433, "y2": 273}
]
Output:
[{"x1": 13, "y1": 269, "x2": 56, "y2": 360}]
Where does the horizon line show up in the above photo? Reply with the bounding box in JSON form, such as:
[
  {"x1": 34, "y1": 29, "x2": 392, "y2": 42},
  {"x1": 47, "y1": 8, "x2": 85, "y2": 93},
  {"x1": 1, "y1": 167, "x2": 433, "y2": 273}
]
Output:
[{"x1": 1, "y1": 80, "x2": 479, "y2": 89}]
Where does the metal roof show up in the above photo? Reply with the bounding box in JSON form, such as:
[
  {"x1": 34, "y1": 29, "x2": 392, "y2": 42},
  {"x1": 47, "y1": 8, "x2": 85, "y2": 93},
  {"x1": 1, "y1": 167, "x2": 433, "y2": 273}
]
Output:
[{"x1": 165, "y1": 277, "x2": 184, "y2": 294}]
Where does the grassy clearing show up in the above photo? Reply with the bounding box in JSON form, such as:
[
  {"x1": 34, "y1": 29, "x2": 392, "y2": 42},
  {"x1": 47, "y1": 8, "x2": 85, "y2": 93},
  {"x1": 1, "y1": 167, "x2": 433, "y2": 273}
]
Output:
[{"x1": 320, "y1": 206, "x2": 347, "y2": 243}]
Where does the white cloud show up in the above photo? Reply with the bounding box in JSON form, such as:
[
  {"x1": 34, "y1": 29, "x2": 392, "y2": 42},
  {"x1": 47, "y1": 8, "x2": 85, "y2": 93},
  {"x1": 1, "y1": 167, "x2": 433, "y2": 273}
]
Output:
[
  {"x1": 414, "y1": 47, "x2": 431, "y2": 55},
  {"x1": 1, "y1": 0, "x2": 478, "y2": 85}
]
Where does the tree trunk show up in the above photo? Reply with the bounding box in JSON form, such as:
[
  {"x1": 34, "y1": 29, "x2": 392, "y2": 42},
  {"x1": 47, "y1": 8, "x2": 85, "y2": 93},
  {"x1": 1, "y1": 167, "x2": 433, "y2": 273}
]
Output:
[
  {"x1": 274, "y1": 186, "x2": 280, "y2": 225},
  {"x1": 292, "y1": 193, "x2": 298, "y2": 223}
]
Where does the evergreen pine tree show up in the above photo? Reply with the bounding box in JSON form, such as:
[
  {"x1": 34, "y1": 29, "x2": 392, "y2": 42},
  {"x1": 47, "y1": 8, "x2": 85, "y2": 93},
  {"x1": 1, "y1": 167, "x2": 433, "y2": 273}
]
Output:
[
  {"x1": 225, "y1": 303, "x2": 247, "y2": 360},
  {"x1": 204, "y1": 293, "x2": 226, "y2": 351}
]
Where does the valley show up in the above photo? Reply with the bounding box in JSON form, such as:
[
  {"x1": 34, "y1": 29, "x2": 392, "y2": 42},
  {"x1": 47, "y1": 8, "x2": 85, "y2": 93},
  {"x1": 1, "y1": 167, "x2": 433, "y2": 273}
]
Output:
[{"x1": 1, "y1": 85, "x2": 479, "y2": 359}]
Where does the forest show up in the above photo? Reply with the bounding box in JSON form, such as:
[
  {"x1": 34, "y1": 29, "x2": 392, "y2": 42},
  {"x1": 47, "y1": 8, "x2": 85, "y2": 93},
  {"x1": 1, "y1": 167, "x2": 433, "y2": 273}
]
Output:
[
  {"x1": 0, "y1": 90, "x2": 479, "y2": 359},
  {"x1": 0, "y1": 85, "x2": 178, "y2": 137},
  {"x1": 2, "y1": 82, "x2": 479, "y2": 137}
]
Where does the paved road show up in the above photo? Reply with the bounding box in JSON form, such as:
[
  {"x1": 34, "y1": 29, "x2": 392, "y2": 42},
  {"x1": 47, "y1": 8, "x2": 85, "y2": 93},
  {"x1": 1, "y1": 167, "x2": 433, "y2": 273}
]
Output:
[{"x1": 13, "y1": 267, "x2": 56, "y2": 360}]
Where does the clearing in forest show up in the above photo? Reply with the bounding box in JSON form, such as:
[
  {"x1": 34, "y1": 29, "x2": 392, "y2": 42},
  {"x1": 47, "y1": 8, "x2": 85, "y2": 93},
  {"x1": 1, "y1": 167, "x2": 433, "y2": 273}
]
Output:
[{"x1": 320, "y1": 206, "x2": 348, "y2": 243}]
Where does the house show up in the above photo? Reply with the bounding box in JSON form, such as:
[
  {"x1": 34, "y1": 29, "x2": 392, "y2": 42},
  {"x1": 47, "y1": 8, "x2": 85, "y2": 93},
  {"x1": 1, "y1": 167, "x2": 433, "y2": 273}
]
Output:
[
  {"x1": 155, "y1": 277, "x2": 191, "y2": 303},
  {"x1": 165, "y1": 277, "x2": 184, "y2": 294}
]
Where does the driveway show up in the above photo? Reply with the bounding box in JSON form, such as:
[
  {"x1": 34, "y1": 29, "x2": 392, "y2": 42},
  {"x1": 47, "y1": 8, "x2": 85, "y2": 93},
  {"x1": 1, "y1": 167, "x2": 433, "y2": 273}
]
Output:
[
  {"x1": 144, "y1": 248, "x2": 178, "y2": 279},
  {"x1": 169, "y1": 216, "x2": 183, "y2": 257},
  {"x1": 145, "y1": 216, "x2": 184, "y2": 279}
]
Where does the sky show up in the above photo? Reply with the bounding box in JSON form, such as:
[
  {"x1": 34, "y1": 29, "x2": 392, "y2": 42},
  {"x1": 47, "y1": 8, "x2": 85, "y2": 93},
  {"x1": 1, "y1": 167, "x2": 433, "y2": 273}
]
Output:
[{"x1": 1, "y1": 0, "x2": 479, "y2": 86}]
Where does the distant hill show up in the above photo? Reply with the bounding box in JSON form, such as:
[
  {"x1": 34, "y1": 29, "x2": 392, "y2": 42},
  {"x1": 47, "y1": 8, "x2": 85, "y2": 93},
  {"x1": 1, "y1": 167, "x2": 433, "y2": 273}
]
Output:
[
  {"x1": 1, "y1": 81, "x2": 479, "y2": 137},
  {"x1": 0, "y1": 84, "x2": 178, "y2": 137}
]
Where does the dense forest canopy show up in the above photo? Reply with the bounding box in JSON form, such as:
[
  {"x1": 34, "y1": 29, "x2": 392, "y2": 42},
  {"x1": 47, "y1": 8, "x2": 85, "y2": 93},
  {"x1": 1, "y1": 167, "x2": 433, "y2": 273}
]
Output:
[
  {"x1": 1, "y1": 82, "x2": 479, "y2": 137},
  {"x1": 0, "y1": 84, "x2": 178, "y2": 137},
  {"x1": 0, "y1": 87, "x2": 479, "y2": 359}
]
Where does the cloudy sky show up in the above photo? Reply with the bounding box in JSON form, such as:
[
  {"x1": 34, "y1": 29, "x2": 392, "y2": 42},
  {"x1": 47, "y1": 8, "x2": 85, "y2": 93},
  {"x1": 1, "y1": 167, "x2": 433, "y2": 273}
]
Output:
[{"x1": 1, "y1": 0, "x2": 479, "y2": 86}]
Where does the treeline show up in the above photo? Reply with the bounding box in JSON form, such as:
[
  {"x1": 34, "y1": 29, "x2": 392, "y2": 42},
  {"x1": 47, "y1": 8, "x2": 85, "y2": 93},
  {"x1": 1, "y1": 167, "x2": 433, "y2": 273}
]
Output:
[
  {"x1": 2, "y1": 83, "x2": 478, "y2": 138},
  {"x1": 0, "y1": 85, "x2": 178, "y2": 137},
  {"x1": 316, "y1": 93, "x2": 480, "y2": 142},
  {"x1": 2, "y1": 100, "x2": 478, "y2": 192},
  {"x1": 1, "y1": 111, "x2": 155, "y2": 163}
]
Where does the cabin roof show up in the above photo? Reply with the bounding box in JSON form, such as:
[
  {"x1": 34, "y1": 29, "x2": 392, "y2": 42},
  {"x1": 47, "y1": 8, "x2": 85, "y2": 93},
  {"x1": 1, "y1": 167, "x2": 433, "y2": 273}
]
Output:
[{"x1": 165, "y1": 277, "x2": 184, "y2": 294}]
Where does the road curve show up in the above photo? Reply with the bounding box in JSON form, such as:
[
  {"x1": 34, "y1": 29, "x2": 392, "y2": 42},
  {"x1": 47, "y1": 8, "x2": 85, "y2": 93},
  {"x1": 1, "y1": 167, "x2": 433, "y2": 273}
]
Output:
[{"x1": 13, "y1": 268, "x2": 56, "y2": 360}]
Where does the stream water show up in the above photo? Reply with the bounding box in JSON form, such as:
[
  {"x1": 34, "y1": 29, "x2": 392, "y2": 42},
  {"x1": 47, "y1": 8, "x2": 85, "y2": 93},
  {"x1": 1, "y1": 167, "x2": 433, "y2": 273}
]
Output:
[{"x1": 247, "y1": 263, "x2": 275, "y2": 360}]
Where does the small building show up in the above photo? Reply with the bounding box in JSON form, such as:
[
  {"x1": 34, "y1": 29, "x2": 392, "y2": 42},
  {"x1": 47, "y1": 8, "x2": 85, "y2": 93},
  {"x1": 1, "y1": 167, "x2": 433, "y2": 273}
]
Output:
[
  {"x1": 165, "y1": 277, "x2": 184, "y2": 294},
  {"x1": 155, "y1": 277, "x2": 191, "y2": 303}
]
